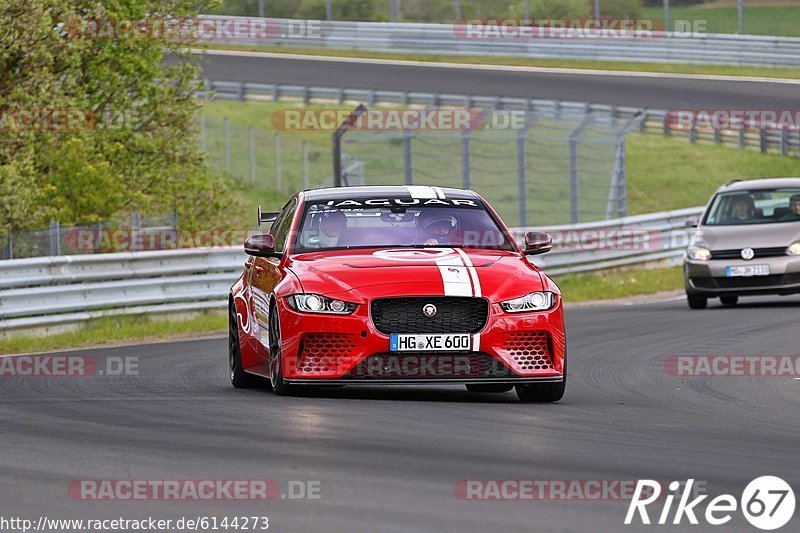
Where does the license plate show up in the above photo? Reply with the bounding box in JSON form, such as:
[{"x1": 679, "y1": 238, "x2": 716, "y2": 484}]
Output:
[
  {"x1": 390, "y1": 333, "x2": 472, "y2": 352},
  {"x1": 726, "y1": 265, "x2": 770, "y2": 277}
]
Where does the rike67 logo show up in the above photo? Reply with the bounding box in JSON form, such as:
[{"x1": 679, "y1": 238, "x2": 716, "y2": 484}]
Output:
[{"x1": 626, "y1": 477, "x2": 795, "y2": 530}]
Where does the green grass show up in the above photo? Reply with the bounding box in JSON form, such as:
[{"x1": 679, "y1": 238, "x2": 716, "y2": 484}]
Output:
[
  {"x1": 626, "y1": 132, "x2": 800, "y2": 214},
  {"x1": 644, "y1": 5, "x2": 800, "y2": 37},
  {"x1": 554, "y1": 266, "x2": 684, "y2": 302},
  {"x1": 203, "y1": 44, "x2": 800, "y2": 80},
  {"x1": 0, "y1": 311, "x2": 227, "y2": 356}
]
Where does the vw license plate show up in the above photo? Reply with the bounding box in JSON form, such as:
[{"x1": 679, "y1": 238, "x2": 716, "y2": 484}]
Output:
[
  {"x1": 726, "y1": 265, "x2": 770, "y2": 277},
  {"x1": 390, "y1": 334, "x2": 472, "y2": 352}
]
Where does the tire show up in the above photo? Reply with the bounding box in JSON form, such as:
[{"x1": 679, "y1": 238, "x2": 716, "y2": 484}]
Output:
[
  {"x1": 720, "y1": 295, "x2": 739, "y2": 306},
  {"x1": 687, "y1": 294, "x2": 708, "y2": 310},
  {"x1": 515, "y1": 356, "x2": 566, "y2": 403},
  {"x1": 229, "y1": 306, "x2": 265, "y2": 388},
  {"x1": 269, "y1": 303, "x2": 293, "y2": 396},
  {"x1": 466, "y1": 384, "x2": 514, "y2": 393}
]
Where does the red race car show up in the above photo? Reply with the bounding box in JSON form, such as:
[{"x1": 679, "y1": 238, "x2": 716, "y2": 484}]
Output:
[{"x1": 228, "y1": 186, "x2": 566, "y2": 402}]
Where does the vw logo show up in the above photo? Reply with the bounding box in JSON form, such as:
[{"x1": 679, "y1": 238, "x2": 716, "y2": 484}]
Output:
[
  {"x1": 422, "y1": 304, "x2": 438, "y2": 318},
  {"x1": 741, "y1": 248, "x2": 755, "y2": 261}
]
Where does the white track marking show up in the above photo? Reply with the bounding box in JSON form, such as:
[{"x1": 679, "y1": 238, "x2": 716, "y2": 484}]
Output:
[{"x1": 195, "y1": 49, "x2": 800, "y2": 85}]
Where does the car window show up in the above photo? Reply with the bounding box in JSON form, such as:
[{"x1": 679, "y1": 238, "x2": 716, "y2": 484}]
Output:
[
  {"x1": 293, "y1": 200, "x2": 514, "y2": 253},
  {"x1": 704, "y1": 189, "x2": 800, "y2": 226},
  {"x1": 270, "y1": 198, "x2": 298, "y2": 253}
]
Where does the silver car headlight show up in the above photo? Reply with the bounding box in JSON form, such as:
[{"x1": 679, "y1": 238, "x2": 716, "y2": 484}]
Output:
[
  {"x1": 500, "y1": 291, "x2": 556, "y2": 313},
  {"x1": 688, "y1": 246, "x2": 712, "y2": 261},
  {"x1": 787, "y1": 242, "x2": 800, "y2": 256},
  {"x1": 287, "y1": 294, "x2": 357, "y2": 315}
]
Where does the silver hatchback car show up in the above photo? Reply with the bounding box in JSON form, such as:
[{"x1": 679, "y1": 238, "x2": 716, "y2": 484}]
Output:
[{"x1": 684, "y1": 177, "x2": 800, "y2": 309}]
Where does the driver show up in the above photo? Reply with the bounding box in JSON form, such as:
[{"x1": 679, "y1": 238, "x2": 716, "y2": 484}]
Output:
[
  {"x1": 778, "y1": 194, "x2": 800, "y2": 221},
  {"x1": 317, "y1": 209, "x2": 347, "y2": 248},
  {"x1": 729, "y1": 195, "x2": 755, "y2": 223},
  {"x1": 417, "y1": 212, "x2": 460, "y2": 246}
]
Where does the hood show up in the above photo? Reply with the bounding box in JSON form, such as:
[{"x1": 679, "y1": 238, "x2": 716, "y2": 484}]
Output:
[
  {"x1": 692, "y1": 221, "x2": 800, "y2": 250},
  {"x1": 287, "y1": 248, "x2": 544, "y2": 302}
]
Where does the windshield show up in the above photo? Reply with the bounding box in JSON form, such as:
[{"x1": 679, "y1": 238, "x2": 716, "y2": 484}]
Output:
[
  {"x1": 703, "y1": 189, "x2": 800, "y2": 226},
  {"x1": 293, "y1": 200, "x2": 515, "y2": 253}
]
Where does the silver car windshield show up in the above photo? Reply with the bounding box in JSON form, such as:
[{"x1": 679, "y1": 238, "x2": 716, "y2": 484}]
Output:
[
  {"x1": 704, "y1": 189, "x2": 800, "y2": 226},
  {"x1": 294, "y1": 202, "x2": 514, "y2": 253}
]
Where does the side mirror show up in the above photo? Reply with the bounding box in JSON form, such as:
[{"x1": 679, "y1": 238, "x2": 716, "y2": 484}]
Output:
[
  {"x1": 524, "y1": 231, "x2": 553, "y2": 255},
  {"x1": 244, "y1": 234, "x2": 278, "y2": 258},
  {"x1": 685, "y1": 218, "x2": 698, "y2": 228}
]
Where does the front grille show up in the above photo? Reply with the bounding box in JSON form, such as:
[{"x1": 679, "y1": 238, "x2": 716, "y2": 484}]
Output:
[
  {"x1": 691, "y1": 272, "x2": 800, "y2": 289},
  {"x1": 711, "y1": 247, "x2": 787, "y2": 260},
  {"x1": 370, "y1": 297, "x2": 488, "y2": 334},
  {"x1": 346, "y1": 353, "x2": 514, "y2": 380},
  {"x1": 297, "y1": 334, "x2": 357, "y2": 374},
  {"x1": 503, "y1": 331, "x2": 554, "y2": 371}
]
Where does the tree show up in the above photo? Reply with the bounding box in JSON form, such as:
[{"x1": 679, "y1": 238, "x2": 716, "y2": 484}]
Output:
[{"x1": 0, "y1": 0, "x2": 236, "y2": 231}]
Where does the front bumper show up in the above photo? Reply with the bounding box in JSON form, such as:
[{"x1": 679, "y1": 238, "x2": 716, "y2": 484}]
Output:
[
  {"x1": 685, "y1": 256, "x2": 800, "y2": 296},
  {"x1": 276, "y1": 296, "x2": 566, "y2": 382}
]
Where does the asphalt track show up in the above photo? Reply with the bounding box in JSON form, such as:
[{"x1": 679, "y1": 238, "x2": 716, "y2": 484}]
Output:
[
  {"x1": 2, "y1": 295, "x2": 799, "y2": 532},
  {"x1": 196, "y1": 51, "x2": 800, "y2": 109}
]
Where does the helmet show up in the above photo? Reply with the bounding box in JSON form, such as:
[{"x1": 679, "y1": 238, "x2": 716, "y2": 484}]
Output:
[{"x1": 418, "y1": 212, "x2": 458, "y2": 234}]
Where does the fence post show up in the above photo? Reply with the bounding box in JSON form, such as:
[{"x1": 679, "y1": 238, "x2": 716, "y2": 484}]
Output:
[
  {"x1": 739, "y1": 129, "x2": 746, "y2": 149},
  {"x1": 49, "y1": 221, "x2": 61, "y2": 256},
  {"x1": 249, "y1": 127, "x2": 256, "y2": 186},
  {"x1": 404, "y1": 130, "x2": 414, "y2": 185},
  {"x1": 131, "y1": 212, "x2": 141, "y2": 252},
  {"x1": 517, "y1": 116, "x2": 538, "y2": 227},
  {"x1": 303, "y1": 141, "x2": 310, "y2": 189},
  {"x1": 759, "y1": 128, "x2": 767, "y2": 153},
  {"x1": 6, "y1": 228, "x2": 12, "y2": 260},
  {"x1": 275, "y1": 133, "x2": 282, "y2": 193},
  {"x1": 461, "y1": 130, "x2": 471, "y2": 190},
  {"x1": 569, "y1": 116, "x2": 593, "y2": 224},
  {"x1": 224, "y1": 117, "x2": 230, "y2": 173},
  {"x1": 258, "y1": 0, "x2": 265, "y2": 17},
  {"x1": 781, "y1": 129, "x2": 789, "y2": 156}
]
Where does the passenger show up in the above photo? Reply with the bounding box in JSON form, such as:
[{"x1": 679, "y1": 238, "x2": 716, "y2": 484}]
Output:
[{"x1": 778, "y1": 194, "x2": 800, "y2": 222}]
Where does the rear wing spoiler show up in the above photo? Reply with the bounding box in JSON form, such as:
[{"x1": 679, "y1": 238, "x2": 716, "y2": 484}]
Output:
[{"x1": 257, "y1": 206, "x2": 279, "y2": 226}]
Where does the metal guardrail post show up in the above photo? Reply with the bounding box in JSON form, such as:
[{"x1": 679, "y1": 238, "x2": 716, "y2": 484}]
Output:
[
  {"x1": 569, "y1": 116, "x2": 594, "y2": 224},
  {"x1": 760, "y1": 128, "x2": 767, "y2": 153},
  {"x1": 403, "y1": 130, "x2": 414, "y2": 185},
  {"x1": 781, "y1": 129, "x2": 789, "y2": 156},
  {"x1": 739, "y1": 130, "x2": 746, "y2": 149}
]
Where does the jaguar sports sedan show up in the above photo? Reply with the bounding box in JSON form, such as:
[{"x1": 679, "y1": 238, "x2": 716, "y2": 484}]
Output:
[{"x1": 228, "y1": 186, "x2": 566, "y2": 402}]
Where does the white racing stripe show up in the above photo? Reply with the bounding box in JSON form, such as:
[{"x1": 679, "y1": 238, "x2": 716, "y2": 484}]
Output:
[
  {"x1": 432, "y1": 186, "x2": 446, "y2": 199},
  {"x1": 406, "y1": 186, "x2": 438, "y2": 199},
  {"x1": 450, "y1": 248, "x2": 483, "y2": 352},
  {"x1": 436, "y1": 249, "x2": 472, "y2": 297}
]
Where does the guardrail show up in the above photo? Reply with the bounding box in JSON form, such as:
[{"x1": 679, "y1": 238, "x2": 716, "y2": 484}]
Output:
[
  {"x1": 203, "y1": 80, "x2": 800, "y2": 157},
  {"x1": 199, "y1": 16, "x2": 800, "y2": 68},
  {"x1": 0, "y1": 208, "x2": 702, "y2": 335}
]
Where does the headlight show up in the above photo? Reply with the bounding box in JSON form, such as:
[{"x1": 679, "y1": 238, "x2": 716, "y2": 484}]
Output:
[
  {"x1": 788, "y1": 242, "x2": 800, "y2": 256},
  {"x1": 688, "y1": 246, "x2": 712, "y2": 261},
  {"x1": 287, "y1": 294, "x2": 356, "y2": 314},
  {"x1": 500, "y1": 291, "x2": 556, "y2": 313}
]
